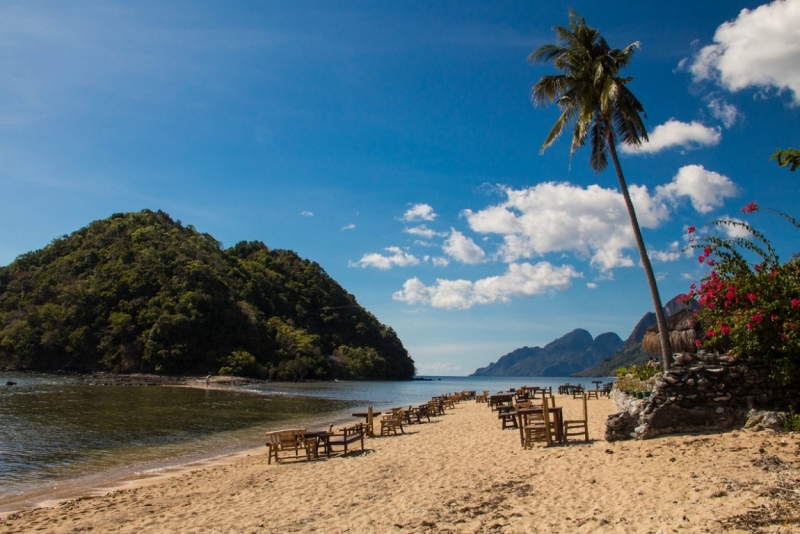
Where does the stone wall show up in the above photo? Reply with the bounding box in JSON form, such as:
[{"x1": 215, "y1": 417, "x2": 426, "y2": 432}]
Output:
[{"x1": 605, "y1": 352, "x2": 800, "y2": 441}]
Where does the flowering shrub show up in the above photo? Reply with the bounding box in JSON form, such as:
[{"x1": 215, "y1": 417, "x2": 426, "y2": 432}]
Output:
[{"x1": 684, "y1": 203, "x2": 800, "y2": 384}]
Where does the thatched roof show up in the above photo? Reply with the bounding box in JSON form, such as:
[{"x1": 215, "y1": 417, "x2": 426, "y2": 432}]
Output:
[{"x1": 642, "y1": 309, "x2": 701, "y2": 354}]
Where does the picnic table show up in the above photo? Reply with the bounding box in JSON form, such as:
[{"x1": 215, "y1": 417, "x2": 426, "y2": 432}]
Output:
[
  {"x1": 513, "y1": 406, "x2": 564, "y2": 446},
  {"x1": 305, "y1": 429, "x2": 334, "y2": 457},
  {"x1": 488, "y1": 392, "x2": 514, "y2": 411}
]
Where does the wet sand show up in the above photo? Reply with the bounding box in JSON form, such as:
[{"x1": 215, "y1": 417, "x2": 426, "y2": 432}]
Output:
[{"x1": 2, "y1": 395, "x2": 798, "y2": 533}]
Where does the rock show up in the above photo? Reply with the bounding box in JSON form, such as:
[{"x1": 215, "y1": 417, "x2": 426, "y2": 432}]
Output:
[{"x1": 744, "y1": 410, "x2": 785, "y2": 431}]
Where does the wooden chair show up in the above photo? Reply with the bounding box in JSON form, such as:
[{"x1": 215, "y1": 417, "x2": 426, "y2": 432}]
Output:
[
  {"x1": 563, "y1": 393, "x2": 590, "y2": 443},
  {"x1": 427, "y1": 399, "x2": 444, "y2": 416},
  {"x1": 523, "y1": 402, "x2": 552, "y2": 448},
  {"x1": 265, "y1": 429, "x2": 317, "y2": 464},
  {"x1": 571, "y1": 385, "x2": 585, "y2": 399},
  {"x1": 380, "y1": 410, "x2": 405, "y2": 435}
]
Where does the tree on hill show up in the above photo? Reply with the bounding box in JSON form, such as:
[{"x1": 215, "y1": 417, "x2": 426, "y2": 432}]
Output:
[
  {"x1": 0, "y1": 210, "x2": 415, "y2": 380},
  {"x1": 529, "y1": 10, "x2": 672, "y2": 369}
]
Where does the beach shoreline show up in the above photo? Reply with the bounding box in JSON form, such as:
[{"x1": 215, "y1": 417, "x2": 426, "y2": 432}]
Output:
[{"x1": 3, "y1": 395, "x2": 799, "y2": 533}]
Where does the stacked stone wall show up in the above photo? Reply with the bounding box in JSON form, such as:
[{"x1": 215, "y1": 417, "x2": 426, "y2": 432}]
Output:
[{"x1": 605, "y1": 352, "x2": 800, "y2": 441}]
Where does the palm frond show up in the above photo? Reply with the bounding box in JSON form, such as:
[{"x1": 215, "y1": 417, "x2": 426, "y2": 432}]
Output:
[{"x1": 530, "y1": 11, "x2": 647, "y2": 167}]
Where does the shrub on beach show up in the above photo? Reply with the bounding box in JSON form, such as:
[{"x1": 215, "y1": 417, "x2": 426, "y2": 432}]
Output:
[{"x1": 684, "y1": 203, "x2": 800, "y2": 384}]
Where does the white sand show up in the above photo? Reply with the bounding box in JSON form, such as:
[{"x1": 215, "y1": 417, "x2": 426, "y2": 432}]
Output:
[{"x1": 2, "y1": 395, "x2": 798, "y2": 533}]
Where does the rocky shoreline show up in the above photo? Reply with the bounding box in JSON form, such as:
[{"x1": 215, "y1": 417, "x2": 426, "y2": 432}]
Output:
[{"x1": 2, "y1": 370, "x2": 263, "y2": 388}]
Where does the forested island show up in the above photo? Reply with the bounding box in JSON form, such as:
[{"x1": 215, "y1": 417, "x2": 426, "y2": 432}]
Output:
[{"x1": 0, "y1": 210, "x2": 415, "y2": 380}]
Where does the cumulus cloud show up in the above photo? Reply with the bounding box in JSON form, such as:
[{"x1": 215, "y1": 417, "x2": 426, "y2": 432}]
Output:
[
  {"x1": 707, "y1": 98, "x2": 741, "y2": 128},
  {"x1": 442, "y1": 229, "x2": 486, "y2": 264},
  {"x1": 461, "y1": 174, "x2": 737, "y2": 272},
  {"x1": 350, "y1": 247, "x2": 419, "y2": 270},
  {"x1": 621, "y1": 119, "x2": 721, "y2": 154},
  {"x1": 690, "y1": 0, "x2": 800, "y2": 104},
  {"x1": 463, "y1": 182, "x2": 671, "y2": 271},
  {"x1": 655, "y1": 165, "x2": 739, "y2": 213},
  {"x1": 587, "y1": 282, "x2": 598, "y2": 289},
  {"x1": 300, "y1": 211, "x2": 314, "y2": 217},
  {"x1": 403, "y1": 225, "x2": 446, "y2": 238},
  {"x1": 431, "y1": 257, "x2": 450, "y2": 267},
  {"x1": 718, "y1": 215, "x2": 753, "y2": 238},
  {"x1": 392, "y1": 262, "x2": 581, "y2": 309},
  {"x1": 649, "y1": 241, "x2": 683, "y2": 262},
  {"x1": 402, "y1": 203, "x2": 437, "y2": 222},
  {"x1": 341, "y1": 224, "x2": 355, "y2": 231}
]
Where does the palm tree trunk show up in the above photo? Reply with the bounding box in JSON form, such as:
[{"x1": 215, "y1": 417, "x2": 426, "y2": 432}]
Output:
[{"x1": 607, "y1": 139, "x2": 672, "y2": 370}]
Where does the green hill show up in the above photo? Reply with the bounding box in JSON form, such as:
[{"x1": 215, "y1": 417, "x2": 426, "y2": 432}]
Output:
[{"x1": 0, "y1": 210, "x2": 415, "y2": 380}]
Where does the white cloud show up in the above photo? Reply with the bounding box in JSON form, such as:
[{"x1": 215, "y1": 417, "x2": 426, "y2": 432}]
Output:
[
  {"x1": 300, "y1": 211, "x2": 314, "y2": 217},
  {"x1": 463, "y1": 182, "x2": 671, "y2": 271},
  {"x1": 350, "y1": 246, "x2": 419, "y2": 270},
  {"x1": 586, "y1": 282, "x2": 598, "y2": 289},
  {"x1": 718, "y1": 215, "x2": 752, "y2": 238},
  {"x1": 341, "y1": 223, "x2": 355, "y2": 231},
  {"x1": 392, "y1": 262, "x2": 581, "y2": 309},
  {"x1": 442, "y1": 229, "x2": 486, "y2": 264},
  {"x1": 402, "y1": 203, "x2": 437, "y2": 222},
  {"x1": 707, "y1": 98, "x2": 741, "y2": 128},
  {"x1": 431, "y1": 257, "x2": 450, "y2": 267},
  {"x1": 621, "y1": 119, "x2": 721, "y2": 154},
  {"x1": 655, "y1": 165, "x2": 739, "y2": 213},
  {"x1": 403, "y1": 225, "x2": 445, "y2": 238},
  {"x1": 690, "y1": 0, "x2": 800, "y2": 104},
  {"x1": 649, "y1": 241, "x2": 683, "y2": 262}
]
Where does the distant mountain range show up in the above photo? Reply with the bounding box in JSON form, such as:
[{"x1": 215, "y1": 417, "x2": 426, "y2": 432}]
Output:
[{"x1": 470, "y1": 295, "x2": 695, "y2": 378}]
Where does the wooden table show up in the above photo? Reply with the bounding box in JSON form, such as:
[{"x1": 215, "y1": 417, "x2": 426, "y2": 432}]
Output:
[
  {"x1": 305, "y1": 430, "x2": 334, "y2": 457},
  {"x1": 489, "y1": 393, "x2": 514, "y2": 411},
  {"x1": 513, "y1": 407, "x2": 564, "y2": 446}
]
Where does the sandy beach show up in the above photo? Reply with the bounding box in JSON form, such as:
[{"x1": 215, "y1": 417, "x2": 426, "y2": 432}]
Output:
[{"x1": 2, "y1": 394, "x2": 799, "y2": 534}]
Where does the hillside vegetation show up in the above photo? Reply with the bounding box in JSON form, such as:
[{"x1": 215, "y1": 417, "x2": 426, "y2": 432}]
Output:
[{"x1": 0, "y1": 210, "x2": 415, "y2": 380}]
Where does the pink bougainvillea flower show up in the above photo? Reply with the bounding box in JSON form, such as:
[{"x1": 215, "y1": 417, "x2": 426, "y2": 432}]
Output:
[
  {"x1": 695, "y1": 339, "x2": 702, "y2": 347},
  {"x1": 698, "y1": 255, "x2": 705, "y2": 264},
  {"x1": 720, "y1": 325, "x2": 731, "y2": 335},
  {"x1": 746, "y1": 322, "x2": 753, "y2": 330},
  {"x1": 707, "y1": 259, "x2": 716, "y2": 266},
  {"x1": 747, "y1": 293, "x2": 757, "y2": 304},
  {"x1": 706, "y1": 329, "x2": 716, "y2": 338},
  {"x1": 771, "y1": 315, "x2": 778, "y2": 322},
  {"x1": 791, "y1": 298, "x2": 800, "y2": 308},
  {"x1": 703, "y1": 246, "x2": 713, "y2": 256},
  {"x1": 687, "y1": 226, "x2": 696, "y2": 234},
  {"x1": 741, "y1": 201, "x2": 758, "y2": 213},
  {"x1": 751, "y1": 314, "x2": 763, "y2": 323}
]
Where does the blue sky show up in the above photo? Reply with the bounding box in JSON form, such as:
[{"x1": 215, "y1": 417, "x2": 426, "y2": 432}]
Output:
[{"x1": 1, "y1": 0, "x2": 798, "y2": 375}]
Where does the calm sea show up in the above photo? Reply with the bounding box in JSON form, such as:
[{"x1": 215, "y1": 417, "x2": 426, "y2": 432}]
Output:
[{"x1": 0, "y1": 372, "x2": 606, "y2": 510}]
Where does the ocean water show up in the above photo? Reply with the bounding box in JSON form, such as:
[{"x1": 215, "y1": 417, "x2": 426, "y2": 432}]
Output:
[{"x1": 0, "y1": 373, "x2": 607, "y2": 510}]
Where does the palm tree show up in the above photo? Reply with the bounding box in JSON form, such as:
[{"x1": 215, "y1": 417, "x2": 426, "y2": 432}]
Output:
[{"x1": 529, "y1": 11, "x2": 672, "y2": 370}]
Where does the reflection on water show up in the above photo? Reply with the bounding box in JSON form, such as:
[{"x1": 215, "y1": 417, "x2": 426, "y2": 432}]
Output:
[{"x1": 0, "y1": 373, "x2": 605, "y2": 505}]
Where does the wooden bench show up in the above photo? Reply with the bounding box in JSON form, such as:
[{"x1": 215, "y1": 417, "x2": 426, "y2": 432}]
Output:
[
  {"x1": 328, "y1": 423, "x2": 365, "y2": 455},
  {"x1": 265, "y1": 429, "x2": 317, "y2": 464}
]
